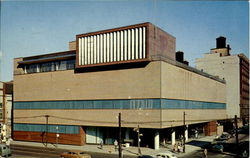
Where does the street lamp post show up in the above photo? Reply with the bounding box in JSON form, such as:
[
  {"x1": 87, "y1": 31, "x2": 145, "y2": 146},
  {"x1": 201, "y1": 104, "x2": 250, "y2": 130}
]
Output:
[
  {"x1": 137, "y1": 125, "x2": 141, "y2": 155},
  {"x1": 118, "y1": 113, "x2": 122, "y2": 158},
  {"x1": 234, "y1": 115, "x2": 239, "y2": 158},
  {"x1": 45, "y1": 115, "x2": 49, "y2": 147},
  {"x1": 183, "y1": 112, "x2": 186, "y2": 153},
  {"x1": 133, "y1": 125, "x2": 142, "y2": 155}
]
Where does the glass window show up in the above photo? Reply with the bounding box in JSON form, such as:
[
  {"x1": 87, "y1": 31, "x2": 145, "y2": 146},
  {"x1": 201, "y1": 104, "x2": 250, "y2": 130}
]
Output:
[
  {"x1": 26, "y1": 64, "x2": 38, "y2": 73},
  {"x1": 40, "y1": 62, "x2": 52, "y2": 72},
  {"x1": 66, "y1": 60, "x2": 75, "y2": 70},
  {"x1": 59, "y1": 61, "x2": 67, "y2": 70},
  {"x1": 23, "y1": 59, "x2": 75, "y2": 74},
  {"x1": 51, "y1": 62, "x2": 57, "y2": 71},
  {"x1": 54, "y1": 61, "x2": 59, "y2": 71}
]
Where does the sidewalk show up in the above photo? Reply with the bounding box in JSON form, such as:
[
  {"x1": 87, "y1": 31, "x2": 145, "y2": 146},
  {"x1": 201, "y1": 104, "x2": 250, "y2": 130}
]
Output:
[{"x1": 11, "y1": 135, "x2": 216, "y2": 157}]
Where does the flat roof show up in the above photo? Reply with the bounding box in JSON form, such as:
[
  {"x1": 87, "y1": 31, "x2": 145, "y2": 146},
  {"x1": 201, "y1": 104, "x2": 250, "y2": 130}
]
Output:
[
  {"x1": 17, "y1": 50, "x2": 76, "y2": 65},
  {"x1": 18, "y1": 54, "x2": 76, "y2": 65},
  {"x1": 16, "y1": 50, "x2": 225, "y2": 83},
  {"x1": 152, "y1": 55, "x2": 226, "y2": 84}
]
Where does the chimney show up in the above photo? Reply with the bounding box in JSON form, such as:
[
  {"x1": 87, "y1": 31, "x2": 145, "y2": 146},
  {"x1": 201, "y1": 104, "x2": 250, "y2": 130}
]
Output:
[
  {"x1": 176, "y1": 51, "x2": 189, "y2": 65},
  {"x1": 69, "y1": 41, "x2": 76, "y2": 50},
  {"x1": 216, "y1": 36, "x2": 226, "y2": 48},
  {"x1": 176, "y1": 51, "x2": 184, "y2": 63}
]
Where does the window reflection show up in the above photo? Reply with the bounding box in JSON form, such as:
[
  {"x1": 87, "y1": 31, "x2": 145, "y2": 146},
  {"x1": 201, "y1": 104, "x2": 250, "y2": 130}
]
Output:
[
  {"x1": 26, "y1": 64, "x2": 38, "y2": 73},
  {"x1": 66, "y1": 60, "x2": 75, "y2": 70},
  {"x1": 24, "y1": 59, "x2": 75, "y2": 74},
  {"x1": 40, "y1": 62, "x2": 52, "y2": 72}
]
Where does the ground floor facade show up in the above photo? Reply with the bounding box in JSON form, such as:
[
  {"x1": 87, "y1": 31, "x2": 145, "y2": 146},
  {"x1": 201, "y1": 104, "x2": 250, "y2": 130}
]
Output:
[
  {"x1": 13, "y1": 121, "x2": 221, "y2": 149},
  {"x1": 13, "y1": 58, "x2": 228, "y2": 149},
  {"x1": 12, "y1": 98, "x2": 227, "y2": 148}
]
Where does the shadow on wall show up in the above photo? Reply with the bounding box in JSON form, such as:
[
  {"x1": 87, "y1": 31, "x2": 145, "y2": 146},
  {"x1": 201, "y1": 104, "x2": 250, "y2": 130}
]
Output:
[{"x1": 74, "y1": 61, "x2": 150, "y2": 73}]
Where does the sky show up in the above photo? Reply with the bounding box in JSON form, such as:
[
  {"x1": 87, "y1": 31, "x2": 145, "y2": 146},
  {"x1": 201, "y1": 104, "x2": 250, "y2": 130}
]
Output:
[{"x1": 0, "y1": 0, "x2": 249, "y2": 81}]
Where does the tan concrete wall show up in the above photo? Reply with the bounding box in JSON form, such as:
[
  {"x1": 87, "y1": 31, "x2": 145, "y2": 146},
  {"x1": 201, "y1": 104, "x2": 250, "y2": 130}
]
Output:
[
  {"x1": 14, "y1": 108, "x2": 227, "y2": 129},
  {"x1": 69, "y1": 41, "x2": 76, "y2": 51},
  {"x1": 13, "y1": 58, "x2": 24, "y2": 75},
  {"x1": 14, "y1": 61, "x2": 161, "y2": 101},
  {"x1": 196, "y1": 54, "x2": 240, "y2": 118},
  {"x1": 14, "y1": 109, "x2": 161, "y2": 128},
  {"x1": 161, "y1": 109, "x2": 227, "y2": 128},
  {"x1": 161, "y1": 61, "x2": 226, "y2": 103},
  {"x1": 211, "y1": 48, "x2": 229, "y2": 56},
  {"x1": 14, "y1": 59, "x2": 227, "y2": 129}
]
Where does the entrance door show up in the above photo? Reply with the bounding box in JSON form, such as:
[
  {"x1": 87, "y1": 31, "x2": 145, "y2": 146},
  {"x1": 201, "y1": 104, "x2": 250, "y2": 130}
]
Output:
[{"x1": 86, "y1": 127, "x2": 103, "y2": 144}]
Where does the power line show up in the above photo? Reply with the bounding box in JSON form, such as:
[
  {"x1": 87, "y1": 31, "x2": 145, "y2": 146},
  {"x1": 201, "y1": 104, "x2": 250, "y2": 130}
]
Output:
[{"x1": 14, "y1": 114, "x2": 222, "y2": 125}]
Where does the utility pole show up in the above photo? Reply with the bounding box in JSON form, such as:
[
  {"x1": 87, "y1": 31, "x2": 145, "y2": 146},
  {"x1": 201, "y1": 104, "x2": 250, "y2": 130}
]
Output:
[
  {"x1": 234, "y1": 115, "x2": 239, "y2": 158},
  {"x1": 137, "y1": 125, "x2": 141, "y2": 155},
  {"x1": 45, "y1": 115, "x2": 49, "y2": 147},
  {"x1": 183, "y1": 112, "x2": 186, "y2": 153},
  {"x1": 11, "y1": 91, "x2": 14, "y2": 140},
  {"x1": 118, "y1": 113, "x2": 122, "y2": 158},
  {"x1": 133, "y1": 125, "x2": 142, "y2": 155}
]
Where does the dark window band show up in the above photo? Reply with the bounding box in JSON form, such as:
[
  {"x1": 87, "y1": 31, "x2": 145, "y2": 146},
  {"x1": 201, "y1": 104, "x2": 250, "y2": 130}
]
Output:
[{"x1": 14, "y1": 99, "x2": 226, "y2": 110}]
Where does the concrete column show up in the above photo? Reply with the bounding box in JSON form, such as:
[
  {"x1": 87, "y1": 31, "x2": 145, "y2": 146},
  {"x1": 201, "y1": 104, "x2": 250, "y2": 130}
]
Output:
[
  {"x1": 125, "y1": 128, "x2": 130, "y2": 139},
  {"x1": 171, "y1": 130, "x2": 176, "y2": 146},
  {"x1": 154, "y1": 131, "x2": 160, "y2": 150},
  {"x1": 185, "y1": 129, "x2": 188, "y2": 141}
]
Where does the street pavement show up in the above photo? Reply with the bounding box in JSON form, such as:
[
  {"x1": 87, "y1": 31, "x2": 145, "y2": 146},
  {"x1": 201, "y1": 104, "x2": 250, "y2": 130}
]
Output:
[
  {"x1": 179, "y1": 149, "x2": 236, "y2": 158},
  {"x1": 10, "y1": 144, "x2": 137, "y2": 158},
  {"x1": 9, "y1": 135, "x2": 237, "y2": 158}
]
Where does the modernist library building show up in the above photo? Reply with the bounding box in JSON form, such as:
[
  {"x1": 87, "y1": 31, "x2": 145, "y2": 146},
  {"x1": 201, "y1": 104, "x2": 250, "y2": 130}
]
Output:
[{"x1": 13, "y1": 23, "x2": 227, "y2": 149}]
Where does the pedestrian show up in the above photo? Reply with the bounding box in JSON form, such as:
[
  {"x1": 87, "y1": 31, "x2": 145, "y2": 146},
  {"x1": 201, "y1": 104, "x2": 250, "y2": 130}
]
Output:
[
  {"x1": 180, "y1": 145, "x2": 183, "y2": 153},
  {"x1": 177, "y1": 143, "x2": 181, "y2": 153},
  {"x1": 114, "y1": 140, "x2": 118, "y2": 151},
  {"x1": 6, "y1": 138, "x2": 10, "y2": 147},
  {"x1": 195, "y1": 129, "x2": 198, "y2": 139},
  {"x1": 204, "y1": 148, "x2": 208, "y2": 158},
  {"x1": 172, "y1": 143, "x2": 177, "y2": 152},
  {"x1": 100, "y1": 139, "x2": 103, "y2": 149},
  {"x1": 180, "y1": 135, "x2": 184, "y2": 145}
]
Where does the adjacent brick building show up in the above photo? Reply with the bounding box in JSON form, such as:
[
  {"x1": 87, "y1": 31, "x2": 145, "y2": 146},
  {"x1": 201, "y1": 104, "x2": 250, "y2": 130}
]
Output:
[{"x1": 196, "y1": 37, "x2": 249, "y2": 123}]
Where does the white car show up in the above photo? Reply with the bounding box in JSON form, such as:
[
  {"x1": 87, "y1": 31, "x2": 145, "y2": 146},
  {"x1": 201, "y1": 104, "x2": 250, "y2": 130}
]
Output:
[{"x1": 156, "y1": 152, "x2": 178, "y2": 158}]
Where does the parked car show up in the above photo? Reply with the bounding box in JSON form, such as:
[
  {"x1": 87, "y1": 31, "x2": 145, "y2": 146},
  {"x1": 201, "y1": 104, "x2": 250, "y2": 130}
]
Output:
[
  {"x1": 214, "y1": 132, "x2": 231, "y2": 142},
  {"x1": 239, "y1": 141, "x2": 249, "y2": 158},
  {"x1": 0, "y1": 144, "x2": 11, "y2": 157},
  {"x1": 138, "y1": 155, "x2": 155, "y2": 158},
  {"x1": 229, "y1": 125, "x2": 249, "y2": 135},
  {"x1": 156, "y1": 152, "x2": 178, "y2": 158},
  {"x1": 60, "y1": 150, "x2": 91, "y2": 158},
  {"x1": 239, "y1": 150, "x2": 249, "y2": 158},
  {"x1": 238, "y1": 125, "x2": 249, "y2": 134}
]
